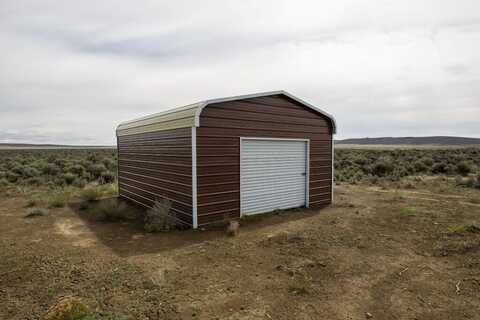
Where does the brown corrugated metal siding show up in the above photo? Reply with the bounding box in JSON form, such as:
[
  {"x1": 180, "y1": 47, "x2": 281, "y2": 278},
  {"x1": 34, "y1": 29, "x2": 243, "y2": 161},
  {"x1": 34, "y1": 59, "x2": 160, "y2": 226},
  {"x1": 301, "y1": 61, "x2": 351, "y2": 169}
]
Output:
[
  {"x1": 117, "y1": 127, "x2": 193, "y2": 226},
  {"x1": 196, "y1": 94, "x2": 332, "y2": 226}
]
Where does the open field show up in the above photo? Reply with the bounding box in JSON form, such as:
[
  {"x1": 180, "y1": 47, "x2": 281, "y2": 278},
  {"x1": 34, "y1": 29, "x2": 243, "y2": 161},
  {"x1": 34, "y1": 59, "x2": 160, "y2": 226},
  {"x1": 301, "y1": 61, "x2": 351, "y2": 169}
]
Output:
[
  {"x1": 1, "y1": 181, "x2": 480, "y2": 319},
  {"x1": 1, "y1": 147, "x2": 479, "y2": 319}
]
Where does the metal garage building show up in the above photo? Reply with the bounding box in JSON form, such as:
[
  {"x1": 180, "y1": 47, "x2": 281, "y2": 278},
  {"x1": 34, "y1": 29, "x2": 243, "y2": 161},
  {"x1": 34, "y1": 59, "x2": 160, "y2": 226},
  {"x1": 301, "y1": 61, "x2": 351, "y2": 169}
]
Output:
[{"x1": 116, "y1": 91, "x2": 336, "y2": 228}]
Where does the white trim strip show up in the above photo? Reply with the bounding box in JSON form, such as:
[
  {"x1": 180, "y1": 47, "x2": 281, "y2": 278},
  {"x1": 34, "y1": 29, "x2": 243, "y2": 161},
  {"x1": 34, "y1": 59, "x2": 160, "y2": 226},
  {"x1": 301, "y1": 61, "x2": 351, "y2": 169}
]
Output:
[
  {"x1": 306, "y1": 139, "x2": 310, "y2": 208},
  {"x1": 331, "y1": 137, "x2": 335, "y2": 204},
  {"x1": 191, "y1": 127, "x2": 198, "y2": 229}
]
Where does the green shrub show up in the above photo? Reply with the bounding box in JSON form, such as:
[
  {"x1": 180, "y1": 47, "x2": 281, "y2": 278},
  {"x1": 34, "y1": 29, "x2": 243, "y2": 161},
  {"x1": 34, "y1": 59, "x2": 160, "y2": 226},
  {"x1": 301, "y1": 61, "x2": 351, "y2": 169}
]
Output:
[
  {"x1": 372, "y1": 160, "x2": 394, "y2": 177},
  {"x1": 63, "y1": 173, "x2": 76, "y2": 185},
  {"x1": 42, "y1": 163, "x2": 60, "y2": 176},
  {"x1": 88, "y1": 164, "x2": 106, "y2": 178},
  {"x1": 100, "y1": 171, "x2": 115, "y2": 184},
  {"x1": 456, "y1": 161, "x2": 472, "y2": 176},
  {"x1": 42, "y1": 296, "x2": 91, "y2": 320},
  {"x1": 11, "y1": 164, "x2": 25, "y2": 175},
  {"x1": 72, "y1": 178, "x2": 87, "y2": 188},
  {"x1": 431, "y1": 162, "x2": 447, "y2": 174},
  {"x1": 144, "y1": 199, "x2": 176, "y2": 232},
  {"x1": 91, "y1": 199, "x2": 130, "y2": 222},
  {"x1": 79, "y1": 188, "x2": 101, "y2": 202},
  {"x1": 0, "y1": 178, "x2": 9, "y2": 187},
  {"x1": 25, "y1": 177, "x2": 42, "y2": 186},
  {"x1": 6, "y1": 171, "x2": 20, "y2": 183},
  {"x1": 421, "y1": 157, "x2": 434, "y2": 167},
  {"x1": 48, "y1": 193, "x2": 67, "y2": 208},
  {"x1": 22, "y1": 166, "x2": 40, "y2": 178},
  {"x1": 413, "y1": 160, "x2": 427, "y2": 172},
  {"x1": 68, "y1": 164, "x2": 85, "y2": 176}
]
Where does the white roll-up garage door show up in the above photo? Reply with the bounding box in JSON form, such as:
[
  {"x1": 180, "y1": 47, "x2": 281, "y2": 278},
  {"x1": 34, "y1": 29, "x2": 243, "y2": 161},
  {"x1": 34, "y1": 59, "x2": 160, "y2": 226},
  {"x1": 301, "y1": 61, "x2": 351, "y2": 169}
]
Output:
[{"x1": 240, "y1": 138, "x2": 308, "y2": 215}]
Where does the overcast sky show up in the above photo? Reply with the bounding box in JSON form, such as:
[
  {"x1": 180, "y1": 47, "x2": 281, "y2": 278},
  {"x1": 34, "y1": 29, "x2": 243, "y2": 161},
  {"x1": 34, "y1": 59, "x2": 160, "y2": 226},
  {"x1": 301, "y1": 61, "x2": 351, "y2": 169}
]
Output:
[{"x1": 1, "y1": 1, "x2": 479, "y2": 144}]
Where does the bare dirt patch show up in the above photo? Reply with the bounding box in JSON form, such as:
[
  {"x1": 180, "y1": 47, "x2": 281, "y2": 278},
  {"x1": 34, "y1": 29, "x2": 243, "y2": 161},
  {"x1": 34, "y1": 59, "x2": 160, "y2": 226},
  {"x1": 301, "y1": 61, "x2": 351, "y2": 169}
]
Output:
[{"x1": 1, "y1": 184, "x2": 479, "y2": 319}]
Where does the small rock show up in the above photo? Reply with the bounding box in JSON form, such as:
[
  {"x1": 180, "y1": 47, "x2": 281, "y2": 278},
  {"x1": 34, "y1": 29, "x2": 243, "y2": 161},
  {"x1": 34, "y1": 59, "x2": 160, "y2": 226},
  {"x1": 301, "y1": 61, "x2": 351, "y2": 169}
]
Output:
[
  {"x1": 365, "y1": 312, "x2": 373, "y2": 319},
  {"x1": 226, "y1": 220, "x2": 240, "y2": 237}
]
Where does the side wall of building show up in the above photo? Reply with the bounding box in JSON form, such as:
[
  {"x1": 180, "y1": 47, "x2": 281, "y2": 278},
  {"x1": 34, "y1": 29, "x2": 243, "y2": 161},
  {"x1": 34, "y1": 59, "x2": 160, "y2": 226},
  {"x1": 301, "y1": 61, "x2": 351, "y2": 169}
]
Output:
[
  {"x1": 117, "y1": 127, "x2": 193, "y2": 226},
  {"x1": 196, "y1": 94, "x2": 333, "y2": 226}
]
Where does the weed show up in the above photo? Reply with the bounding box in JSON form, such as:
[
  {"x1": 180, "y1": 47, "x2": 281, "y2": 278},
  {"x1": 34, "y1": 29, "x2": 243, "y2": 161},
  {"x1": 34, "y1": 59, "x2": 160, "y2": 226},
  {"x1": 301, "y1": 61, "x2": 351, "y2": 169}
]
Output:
[
  {"x1": 48, "y1": 192, "x2": 67, "y2": 208},
  {"x1": 448, "y1": 224, "x2": 480, "y2": 234},
  {"x1": 400, "y1": 207, "x2": 417, "y2": 217},
  {"x1": 42, "y1": 296, "x2": 91, "y2": 320},
  {"x1": 91, "y1": 199, "x2": 131, "y2": 222},
  {"x1": 144, "y1": 199, "x2": 176, "y2": 232},
  {"x1": 79, "y1": 188, "x2": 101, "y2": 202}
]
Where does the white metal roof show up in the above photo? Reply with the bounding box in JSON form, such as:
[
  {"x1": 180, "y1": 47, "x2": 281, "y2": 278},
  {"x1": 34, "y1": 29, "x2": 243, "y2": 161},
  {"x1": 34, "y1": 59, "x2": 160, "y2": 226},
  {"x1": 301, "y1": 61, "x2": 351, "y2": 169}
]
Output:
[{"x1": 116, "y1": 90, "x2": 336, "y2": 136}]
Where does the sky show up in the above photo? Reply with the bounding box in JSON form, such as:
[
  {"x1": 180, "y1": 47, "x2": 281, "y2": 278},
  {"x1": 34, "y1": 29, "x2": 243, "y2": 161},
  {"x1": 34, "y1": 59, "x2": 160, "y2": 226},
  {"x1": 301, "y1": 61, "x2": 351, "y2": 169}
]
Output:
[{"x1": 1, "y1": 1, "x2": 479, "y2": 145}]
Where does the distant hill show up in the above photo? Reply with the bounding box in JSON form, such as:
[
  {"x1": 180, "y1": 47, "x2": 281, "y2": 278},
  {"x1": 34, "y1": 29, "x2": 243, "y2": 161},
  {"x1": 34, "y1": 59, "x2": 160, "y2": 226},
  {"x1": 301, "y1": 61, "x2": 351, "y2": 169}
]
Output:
[
  {"x1": 0, "y1": 143, "x2": 114, "y2": 149},
  {"x1": 336, "y1": 136, "x2": 480, "y2": 145}
]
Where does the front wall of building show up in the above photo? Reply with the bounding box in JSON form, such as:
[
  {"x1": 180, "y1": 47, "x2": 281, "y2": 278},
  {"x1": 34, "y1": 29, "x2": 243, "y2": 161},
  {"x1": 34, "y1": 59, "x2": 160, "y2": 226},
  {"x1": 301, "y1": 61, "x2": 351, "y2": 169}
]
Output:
[{"x1": 196, "y1": 95, "x2": 333, "y2": 226}]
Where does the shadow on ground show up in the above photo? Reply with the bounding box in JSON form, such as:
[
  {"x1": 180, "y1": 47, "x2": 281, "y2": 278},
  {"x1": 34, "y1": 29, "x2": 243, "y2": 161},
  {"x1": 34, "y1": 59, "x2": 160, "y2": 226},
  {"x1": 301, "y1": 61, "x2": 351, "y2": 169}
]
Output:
[{"x1": 69, "y1": 197, "x2": 325, "y2": 258}]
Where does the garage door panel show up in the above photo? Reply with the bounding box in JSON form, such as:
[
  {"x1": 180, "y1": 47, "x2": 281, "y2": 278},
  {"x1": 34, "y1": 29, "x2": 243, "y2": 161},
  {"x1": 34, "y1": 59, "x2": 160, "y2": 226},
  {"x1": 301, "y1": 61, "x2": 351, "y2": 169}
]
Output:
[{"x1": 240, "y1": 139, "x2": 307, "y2": 215}]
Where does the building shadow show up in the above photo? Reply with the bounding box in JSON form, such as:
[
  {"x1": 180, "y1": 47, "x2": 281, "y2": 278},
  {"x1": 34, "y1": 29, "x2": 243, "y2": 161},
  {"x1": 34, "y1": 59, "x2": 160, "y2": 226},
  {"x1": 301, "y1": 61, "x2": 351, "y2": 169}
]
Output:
[{"x1": 70, "y1": 198, "x2": 327, "y2": 258}]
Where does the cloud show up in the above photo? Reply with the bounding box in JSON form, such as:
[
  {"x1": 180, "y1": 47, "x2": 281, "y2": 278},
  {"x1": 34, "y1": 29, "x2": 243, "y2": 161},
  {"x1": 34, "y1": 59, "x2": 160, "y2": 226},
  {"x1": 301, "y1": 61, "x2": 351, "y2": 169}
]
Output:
[{"x1": 1, "y1": 0, "x2": 480, "y2": 144}]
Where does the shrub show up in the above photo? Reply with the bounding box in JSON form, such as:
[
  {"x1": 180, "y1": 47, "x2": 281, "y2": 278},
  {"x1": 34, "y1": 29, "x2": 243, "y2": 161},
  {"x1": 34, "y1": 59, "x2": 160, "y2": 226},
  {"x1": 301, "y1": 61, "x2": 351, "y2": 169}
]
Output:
[
  {"x1": 48, "y1": 193, "x2": 67, "y2": 208},
  {"x1": 42, "y1": 296, "x2": 91, "y2": 320},
  {"x1": 63, "y1": 173, "x2": 76, "y2": 185},
  {"x1": 372, "y1": 160, "x2": 394, "y2": 177},
  {"x1": 6, "y1": 171, "x2": 20, "y2": 183},
  {"x1": 421, "y1": 157, "x2": 434, "y2": 167},
  {"x1": 144, "y1": 199, "x2": 176, "y2": 232},
  {"x1": 72, "y1": 178, "x2": 87, "y2": 188},
  {"x1": 100, "y1": 171, "x2": 115, "y2": 184},
  {"x1": 88, "y1": 164, "x2": 106, "y2": 178},
  {"x1": 79, "y1": 188, "x2": 101, "y2": 202},
  {"x1": 413, "y1": 160, "x2": 427, "y2": 173},
  {"x1": 68, "y1": 164, "x2": 85, "y2": 176},
  {"x1": 91, "y1": 199, "x2": 130, "y2": 222},
  {"x1": 0, "y1": 178, "x2": 9, "y2": 187},
  {"x1": 22, "y1": 166, "x2": 40, "y2": 178},
  {"x1": 431, "y1": 162, "x2": 447, "y2": 174},
  {"x1": 25, "y1": 177, "x2": 42, "y2": 186},
  {"x1": 42, "y1": 163, "x2": 60, "y2": 176},
  {"x1": 11, "y1": 164, "x2": 25, "y2": 175},
  {"x1": 456, "y1": 161, "x2": 472, "y2": 176}
]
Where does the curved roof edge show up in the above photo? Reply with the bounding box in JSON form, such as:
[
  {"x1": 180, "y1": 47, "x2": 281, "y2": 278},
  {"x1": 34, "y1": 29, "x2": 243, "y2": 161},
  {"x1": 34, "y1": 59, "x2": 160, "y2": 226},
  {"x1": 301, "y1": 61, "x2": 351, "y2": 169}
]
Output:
[
  {"x1": 194, "y1": 90, "x2": 336, "y2": 134},
  {"x1": 117, "y1": 90, "x2": 336, "y2": 136}
]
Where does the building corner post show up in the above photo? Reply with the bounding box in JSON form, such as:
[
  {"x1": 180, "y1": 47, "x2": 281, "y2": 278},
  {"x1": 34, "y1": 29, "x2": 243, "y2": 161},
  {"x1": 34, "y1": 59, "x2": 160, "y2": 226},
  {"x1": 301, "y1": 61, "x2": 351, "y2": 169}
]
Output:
[
  {"x1": 331, "y1": 136, "x2": 335, "y2": 204},
  {"x1": 191, "y1": 126, "x2": 198, "y2": 229}
]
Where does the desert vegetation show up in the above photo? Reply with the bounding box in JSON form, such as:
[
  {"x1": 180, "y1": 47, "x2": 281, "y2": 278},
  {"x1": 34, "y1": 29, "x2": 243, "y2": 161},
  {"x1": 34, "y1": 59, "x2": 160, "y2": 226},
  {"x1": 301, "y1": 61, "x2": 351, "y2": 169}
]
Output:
[
  {"x1": 335, "y1": 147, "x2": 480, "y2": 188},
  {"x1": 0, "y1": 148, "x2": 117, "y2": 189}
]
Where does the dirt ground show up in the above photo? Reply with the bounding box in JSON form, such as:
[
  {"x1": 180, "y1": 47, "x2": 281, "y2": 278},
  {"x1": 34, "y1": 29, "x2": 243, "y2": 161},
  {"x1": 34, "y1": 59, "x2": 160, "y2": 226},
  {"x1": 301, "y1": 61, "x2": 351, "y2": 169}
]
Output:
[{"x1": 1, "y1": 183, "x2": 479, "y2": 320}]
